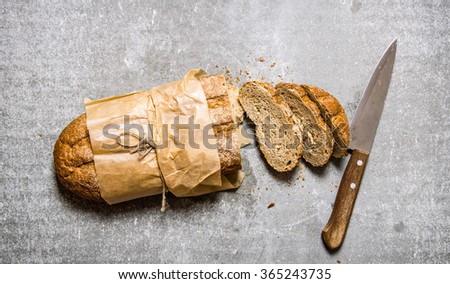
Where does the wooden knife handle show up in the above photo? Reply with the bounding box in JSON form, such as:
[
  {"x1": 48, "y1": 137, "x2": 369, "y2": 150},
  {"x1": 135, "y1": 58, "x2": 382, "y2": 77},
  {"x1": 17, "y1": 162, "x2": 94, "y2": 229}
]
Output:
[{"x1": 322, "y1": 149, "x2": 369, "y2": 250}]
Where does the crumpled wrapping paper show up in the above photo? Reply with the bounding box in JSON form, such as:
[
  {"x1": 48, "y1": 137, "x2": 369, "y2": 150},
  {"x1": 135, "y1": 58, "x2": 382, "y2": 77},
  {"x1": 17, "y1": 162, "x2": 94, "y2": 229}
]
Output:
[
  {"x1": 85, "y1": 91, "x2": 162, "y2": 204},
  {"x1": 85, "y1": 70, "x2": 244, "y2": 204},
  {"x1": 147, "y1": 69, "x2": 222, "y2": 195}
]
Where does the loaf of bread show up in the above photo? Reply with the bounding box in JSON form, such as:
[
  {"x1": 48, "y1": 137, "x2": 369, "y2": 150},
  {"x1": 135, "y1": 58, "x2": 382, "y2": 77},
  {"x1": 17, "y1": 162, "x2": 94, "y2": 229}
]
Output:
[
  {"x1": 238, "y1": 81, "x2": 302, "y2": 172},
  {"x1": 238, "y1": 81, "x2": 349, "y2": 171},
  {"x1": 54, "y1": 74, "x2": 242, "y2": 202}
]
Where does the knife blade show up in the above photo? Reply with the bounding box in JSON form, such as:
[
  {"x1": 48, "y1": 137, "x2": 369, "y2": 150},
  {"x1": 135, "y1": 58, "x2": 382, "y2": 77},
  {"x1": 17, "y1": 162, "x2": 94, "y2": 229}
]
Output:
[{"x1": 322, "y1": 39, "x2": 397, "y2": 250}]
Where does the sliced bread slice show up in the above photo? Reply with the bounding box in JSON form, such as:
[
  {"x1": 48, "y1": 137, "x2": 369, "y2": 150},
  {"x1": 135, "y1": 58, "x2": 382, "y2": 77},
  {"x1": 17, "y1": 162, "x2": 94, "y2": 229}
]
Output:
[
  {"x1": 301, "y1": 85, "x2": 350, "y2": 158},
  {"x1": 276, "y1": 83, "x2": 334, "y2": 167},
  {"x1": 239, "y1": 81, "x2": 302, "y2": 172},
  {"x1": 226, "y1": 84, "x2": 245, "y2": 125}
]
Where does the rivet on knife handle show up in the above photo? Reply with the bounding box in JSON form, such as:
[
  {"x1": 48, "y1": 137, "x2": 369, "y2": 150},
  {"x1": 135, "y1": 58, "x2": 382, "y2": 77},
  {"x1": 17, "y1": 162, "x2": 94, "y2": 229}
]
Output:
[{"x1": 322, "y1": 149, "x2": 369, "y2": 250}]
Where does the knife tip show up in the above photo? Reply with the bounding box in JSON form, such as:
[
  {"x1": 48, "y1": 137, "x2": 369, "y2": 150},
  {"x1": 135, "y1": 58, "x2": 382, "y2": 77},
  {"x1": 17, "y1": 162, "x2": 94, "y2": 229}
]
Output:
[
  {"x1": 387, "y1": 39, "x2": 397, "y2": 55},
  {"x1": 391, "y1": 38, "x2": 398, "y2": 47}
]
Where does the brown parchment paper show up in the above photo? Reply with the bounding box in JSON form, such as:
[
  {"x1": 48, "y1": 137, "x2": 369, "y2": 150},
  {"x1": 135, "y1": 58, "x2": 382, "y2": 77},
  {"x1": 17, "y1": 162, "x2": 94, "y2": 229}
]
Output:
[
  {"x1": 148, "y1": 69, "x2": 223, "y2": 197},
  {"x1": 85, "y1": 69, "x2": 244, "y2": 204},
  {"x1": 85, "y1": 91, "x2": 163, "y2": 204}
]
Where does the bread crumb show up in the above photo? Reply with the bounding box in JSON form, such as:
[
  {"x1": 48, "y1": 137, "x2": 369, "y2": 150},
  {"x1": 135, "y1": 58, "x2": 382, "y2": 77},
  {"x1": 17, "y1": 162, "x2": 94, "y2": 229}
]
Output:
[
  {"x1": 224, "y1": 68, "x2": 234, "y2": 85},
  {"x1": 267, "y1": 202, "x2": 275, "y2": 209},
  {"x1": 216, "y1": 54, "x2": 287, "y2": 84}
]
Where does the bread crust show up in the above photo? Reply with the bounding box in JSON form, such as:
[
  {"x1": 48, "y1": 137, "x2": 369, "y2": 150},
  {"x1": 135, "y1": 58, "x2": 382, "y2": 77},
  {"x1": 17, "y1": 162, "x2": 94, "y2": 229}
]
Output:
[
  {"x1": 53, "y1": 114, "x2": 102, "y2": 201},
  {"x1": 301, "y1": 85, "x2": 350, "y2": 158},
  {"x1": 54, "y1": 75, "x2": 242, "y2": 201}
]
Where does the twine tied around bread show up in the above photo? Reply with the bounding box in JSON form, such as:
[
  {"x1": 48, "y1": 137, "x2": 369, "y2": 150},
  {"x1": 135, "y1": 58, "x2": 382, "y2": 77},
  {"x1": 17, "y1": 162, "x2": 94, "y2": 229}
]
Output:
[
  {"x1": 116, "y1": 132, "x2": 156, "y2": 159},
  {"x1": 116, "y1": 132, "x2": 169, "y2": 212},
  {"x1": 159, "y1": 173, "x2": 168, "y2": 213}
]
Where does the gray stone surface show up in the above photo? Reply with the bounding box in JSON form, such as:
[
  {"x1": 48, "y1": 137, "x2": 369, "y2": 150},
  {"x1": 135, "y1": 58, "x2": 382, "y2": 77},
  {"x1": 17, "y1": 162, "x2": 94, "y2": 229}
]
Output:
[{"x1": 1, "y1": 0, "x2": 449, "y2": 263}]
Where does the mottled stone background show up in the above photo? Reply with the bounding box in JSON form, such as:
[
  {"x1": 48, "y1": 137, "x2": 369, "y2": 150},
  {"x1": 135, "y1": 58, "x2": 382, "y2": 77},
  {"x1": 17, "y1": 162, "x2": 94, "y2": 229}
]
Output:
[{"x1": 1, "y1": 0, "x2": 449, "y2": 263}]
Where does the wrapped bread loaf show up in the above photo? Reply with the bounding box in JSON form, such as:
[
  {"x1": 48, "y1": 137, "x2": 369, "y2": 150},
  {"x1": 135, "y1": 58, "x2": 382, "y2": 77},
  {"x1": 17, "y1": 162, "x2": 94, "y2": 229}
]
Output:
[{"x1": 54, "y1": 74, "x2": 242, "y2": 202}]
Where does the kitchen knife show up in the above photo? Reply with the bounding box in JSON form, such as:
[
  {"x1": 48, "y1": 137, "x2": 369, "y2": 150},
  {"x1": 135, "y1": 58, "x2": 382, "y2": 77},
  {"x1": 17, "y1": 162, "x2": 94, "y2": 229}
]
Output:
[{"x1": 322, "y1": 39, "x2": 397, "y2": 250}]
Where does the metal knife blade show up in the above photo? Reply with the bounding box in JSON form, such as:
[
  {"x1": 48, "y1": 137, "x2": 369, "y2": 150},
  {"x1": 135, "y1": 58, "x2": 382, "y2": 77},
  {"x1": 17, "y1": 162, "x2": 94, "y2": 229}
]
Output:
[
  {"x1": 322, "y1": 40, "x2": 397, "y2": 250},
  {"x1": 349, "y1": 39, "x2": 397, "y2": 153}
]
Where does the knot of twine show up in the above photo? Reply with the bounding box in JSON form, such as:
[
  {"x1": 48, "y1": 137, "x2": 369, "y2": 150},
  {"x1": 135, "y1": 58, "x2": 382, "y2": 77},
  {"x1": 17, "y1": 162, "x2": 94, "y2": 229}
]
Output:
[{"x1": 116, "y1": 132, "x2": 156, "y2": 159}]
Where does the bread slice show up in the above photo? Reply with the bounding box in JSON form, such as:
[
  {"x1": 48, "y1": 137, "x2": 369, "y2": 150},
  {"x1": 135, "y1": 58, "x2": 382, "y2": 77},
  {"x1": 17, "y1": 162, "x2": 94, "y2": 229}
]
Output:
[
  {"x1": 301, "y1": 85, "x2": 350, "y2": 158},
  {"x1": 276, "y1": 83, "x2": 334, "y2": 167},
  {"x1": 238, "y1": 81, "x2": 302, "y2": 172},
  {"x1": 226, "y1": 85, "x2": 245, "y2": 125},
  {"x1": 54, "y1": 74, "x2": 242, "y2": 202}
]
